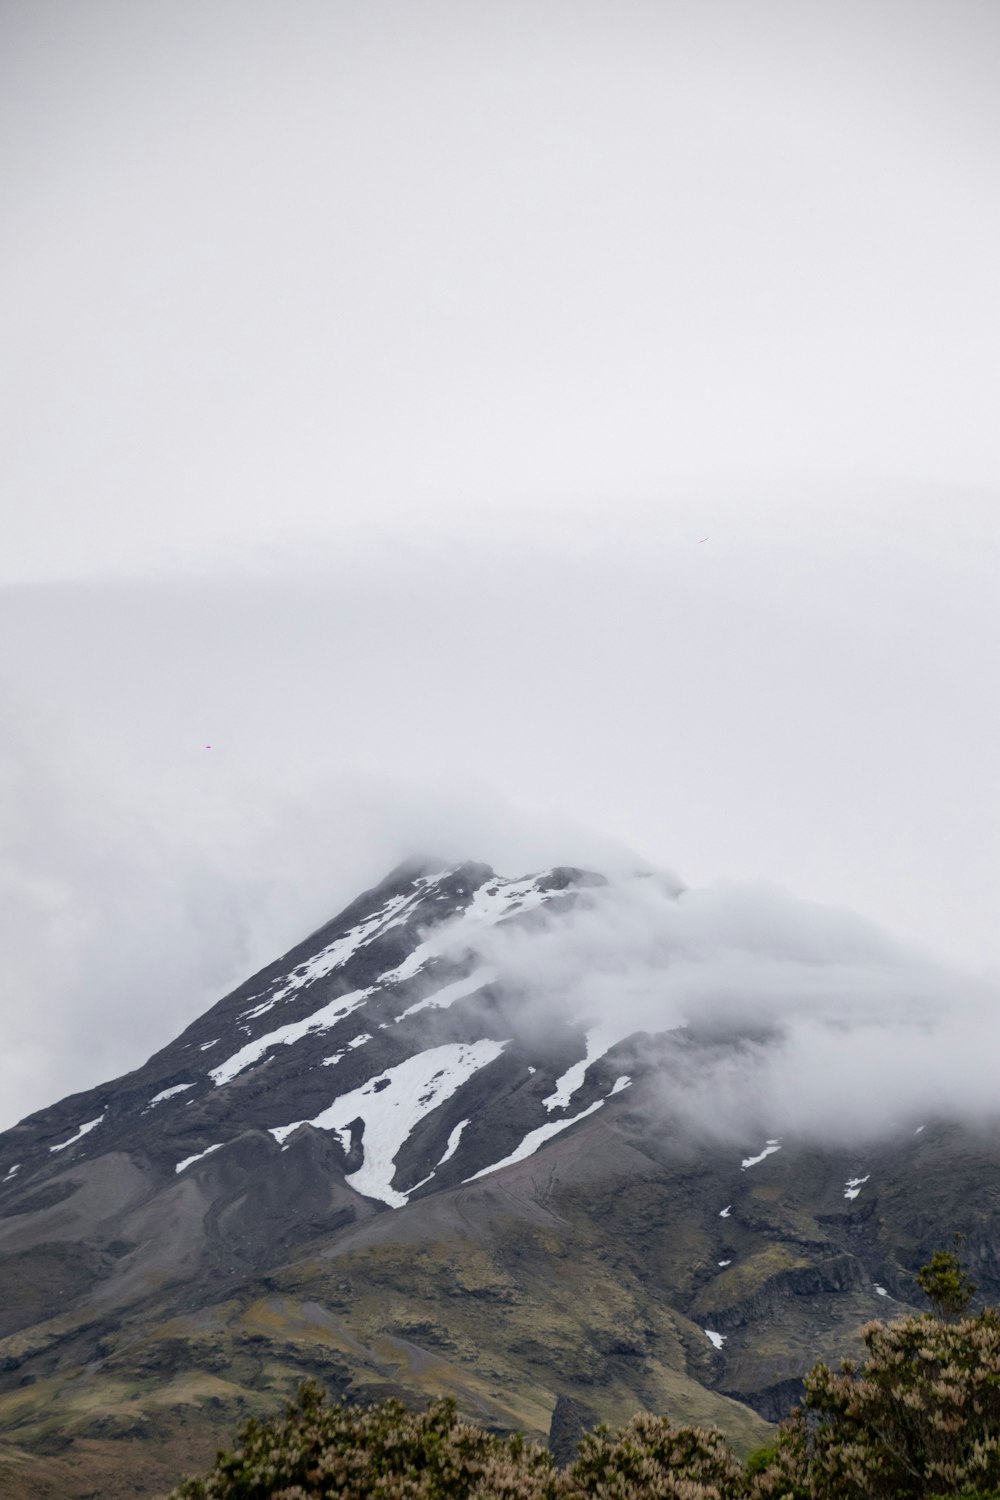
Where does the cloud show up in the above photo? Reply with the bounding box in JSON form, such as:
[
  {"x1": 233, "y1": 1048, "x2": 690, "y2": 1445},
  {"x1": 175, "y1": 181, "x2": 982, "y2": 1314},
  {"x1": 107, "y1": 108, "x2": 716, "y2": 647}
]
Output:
[
  {"x1": 435, "y1": 873, "x2": 1000, "y2": 1143},
  {"x1": 0, "y1": 668, "x2": 637, "y2": 1130},
  {"x1": 0, "y1": 501, "x2": 995, "y2": 1130}
]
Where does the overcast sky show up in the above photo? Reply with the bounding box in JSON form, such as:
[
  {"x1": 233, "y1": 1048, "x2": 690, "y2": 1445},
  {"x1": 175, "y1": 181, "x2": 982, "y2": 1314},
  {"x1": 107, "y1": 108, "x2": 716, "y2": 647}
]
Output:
[{"x1": 1, "y1": 1, "x2": 998, "y2": 1129}]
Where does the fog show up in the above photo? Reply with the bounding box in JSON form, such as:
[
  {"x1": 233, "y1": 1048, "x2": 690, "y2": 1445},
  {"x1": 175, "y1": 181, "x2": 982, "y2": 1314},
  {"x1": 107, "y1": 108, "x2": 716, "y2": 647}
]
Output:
[
  {"x1": 1, "y1": 504, "x2": 996, "y2": 1131},
  {"x1": 2, "y1": 3, "x2": 998, "y2": 1130},
  {"x1": 434, "y1": 872, "x2": 1000, "y2": 1143}
]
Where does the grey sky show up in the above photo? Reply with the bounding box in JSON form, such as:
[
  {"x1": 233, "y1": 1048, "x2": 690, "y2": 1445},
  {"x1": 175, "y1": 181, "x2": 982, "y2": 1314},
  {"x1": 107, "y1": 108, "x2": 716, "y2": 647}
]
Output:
[{"x1": 1, "y1": 1, "x2": 998, "y2": 1128}]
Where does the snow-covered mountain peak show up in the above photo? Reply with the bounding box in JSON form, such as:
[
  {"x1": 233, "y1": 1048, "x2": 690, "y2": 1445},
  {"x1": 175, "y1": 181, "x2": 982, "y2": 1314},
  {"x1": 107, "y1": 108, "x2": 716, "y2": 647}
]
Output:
[{"x1": 0, "y1": 859, "x2": 629, "y2": 1211}]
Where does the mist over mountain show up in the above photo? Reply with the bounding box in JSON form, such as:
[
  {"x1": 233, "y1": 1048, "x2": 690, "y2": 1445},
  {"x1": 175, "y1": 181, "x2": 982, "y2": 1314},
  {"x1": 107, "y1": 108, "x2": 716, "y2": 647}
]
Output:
[
  {"x1": 441, "y1": 874, "x2": 1000, "y2": 1143},
  {"x1": 3, "y1": 5, "x2": 998, "y2": 1492},
  {"x1": 2, "y1": 855, "x2": 999, "y2": 1497}
]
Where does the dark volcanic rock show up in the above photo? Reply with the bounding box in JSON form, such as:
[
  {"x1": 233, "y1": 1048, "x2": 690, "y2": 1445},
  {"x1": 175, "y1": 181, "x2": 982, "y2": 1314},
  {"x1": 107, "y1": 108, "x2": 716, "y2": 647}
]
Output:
[
  {"x1": 548, "y1": 1393, "x2": 600, "y2": 1465},
  {"x1": 0, "y1": 857, "x2": 998, "y2": 1499}
]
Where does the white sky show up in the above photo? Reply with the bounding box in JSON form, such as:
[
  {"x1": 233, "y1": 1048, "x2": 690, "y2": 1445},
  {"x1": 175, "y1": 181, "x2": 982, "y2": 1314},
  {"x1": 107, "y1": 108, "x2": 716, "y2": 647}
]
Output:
[{"x1": 1, "y1": 1, "x2": 998, "y2": 1126}]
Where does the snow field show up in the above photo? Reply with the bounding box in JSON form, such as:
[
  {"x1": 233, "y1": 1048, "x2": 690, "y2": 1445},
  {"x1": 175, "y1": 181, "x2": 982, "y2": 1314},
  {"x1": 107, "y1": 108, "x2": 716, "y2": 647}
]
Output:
[{"x1": 270, "y1": 1041, "x2": 508, "y2": 1207}]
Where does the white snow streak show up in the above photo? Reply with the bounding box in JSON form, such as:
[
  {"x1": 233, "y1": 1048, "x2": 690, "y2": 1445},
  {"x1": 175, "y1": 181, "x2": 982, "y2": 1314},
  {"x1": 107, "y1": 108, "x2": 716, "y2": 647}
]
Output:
[
  {"x1": 718, "y1": 1259, "x2": 732, "y2": 1267},
  {"x1": 49, "y1": 1114, "x2": 104, "y2": 1153},
  {"x1": 405, "y1": 1119, "x2": 471, "y2": 1195},
  {"x1": 146, "y1": 1083, "x2": 194, "y2": 1109},
  {"x1": 719, "y1": 1205, "x2": 732, "y2": 1217},
  {"x1": 323, "y1": 1033, "x2": 371, "y2": 1066},
  {"x1": 209, "y1": 989, "x2": 371, "y2": 1086},
  {"x1": 741, "y1": 1140, "x2": 781, "y2": 1170},
  {"x1": 2, "y1": 1164, "x2": 20, "y2": 1183},
  {"x1": 844, "y1": 1174, "x2": 870, "y2": 1200},
  {"x1": 705, "y1": 1330, "x2": 727, "y2": 1349},
  {"x1": 438, "y1": 1119, "x2": 469, "y2": 1165},
  {"x1": 464, "y1": 875, "x2": 556, "y2": 925},
  {"x1": 263, "y1": 888, "x2": 422, "y2": 1008},
  {"x1": 396, "y1": 965, "x2": 498, "y2": 1021},
  {"x1": 175, "y1": 1143, "x2": 223, "y2": 1173},
  {"x1": 464, "y1": 1097, "x2": 605, "y2": 1183},
  {"x1": 271, "y1": 1041, "x2": 507, "y2": 1207},
  {"x1": 543, "y1": 1022, "x2": 631, "y2": 1112}
]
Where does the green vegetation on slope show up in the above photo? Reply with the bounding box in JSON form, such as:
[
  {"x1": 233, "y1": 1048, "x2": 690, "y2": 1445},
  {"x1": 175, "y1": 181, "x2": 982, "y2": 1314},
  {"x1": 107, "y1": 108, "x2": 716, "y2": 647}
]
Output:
[{"x1": 172, "y1": 1256, "x2": 1000, "y2": 1500}]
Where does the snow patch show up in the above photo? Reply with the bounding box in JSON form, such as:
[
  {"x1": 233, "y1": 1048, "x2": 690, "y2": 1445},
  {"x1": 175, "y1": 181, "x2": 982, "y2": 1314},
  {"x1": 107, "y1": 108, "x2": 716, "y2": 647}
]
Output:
[
  {"x1": 146, "y1": 1083, "x2": 194, "y2": 1109},
  {"x1": 874, "y1": 1284, "x2": 891, "y2": 1297},
  {"x1": 238, "y1": 996, "x2": 282, "y2": 1022},
  {"x1": 543, "y1": 1022, "x2": 632, "y2": 1112},
  {"x1": 465, "y1": 1098, "x2": 605, "y2": 1183},
  {"x1": 719, "y1": 1205, "x2": 732, "y2": 1218},
  {"x1": 271, "y1": 1041, "x2": 507, "y2": 1207},
  {"x1": 404, "y1": 1119, "x2": 471, "y2": 1196},
  {"x1": 741, "y1": 1140, "x2": 781, "y2": 1170},
  {"x1": 844, "y1": 1174, "x2": 870, "y2": 1200},
  {"x1": 608, "y1": 1074, "x2": 632, "y2": 1094},
  {"x1": 323, "y1": 1033, "x2": 372, "y2": 1066},
  {"x1": 2, "y1": 1164, "x2": 20, "y2": 1183},
  {"x1": 463, "y1": 874, "x2": 556, "y2": 925},
  {"x1": 437, "y1": 1119, "x2": 469, "y2": 1166},
  {"x1": 718, "y1": 1259, "x2": 732, "y2": 1267},
  {"x1": 705, "y1": 1330, "x2": 727, "y2": 1349},
  {"x1": 263, "y1": 888, "x2": 423, "y2": 1008},
  {"x1": 396, "y1": 965, "x2": 498, "y2": 1021},
  {"x1": 914, "y1": 1125, "x2": 925, "y2": 1134},
  {"x1": 49, "y1": 1115, "x2": 104, "y2": 1153},
  {"x1": 175, "y1": 1143, "x2": 223, "y2": 1173},
  {"x1": 209, "y1": 989, "x2": 371, "y2": 1086},
  {"x1": 198, "y1": 1039, "x2": 218, "y2": 1051}
]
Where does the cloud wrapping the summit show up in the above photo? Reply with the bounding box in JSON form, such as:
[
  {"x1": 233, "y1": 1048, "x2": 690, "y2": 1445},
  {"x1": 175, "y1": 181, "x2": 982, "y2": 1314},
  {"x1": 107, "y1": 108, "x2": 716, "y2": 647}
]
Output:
[{"x1": 436, "y1": 875, "x2": 1000, "y2": 1143}]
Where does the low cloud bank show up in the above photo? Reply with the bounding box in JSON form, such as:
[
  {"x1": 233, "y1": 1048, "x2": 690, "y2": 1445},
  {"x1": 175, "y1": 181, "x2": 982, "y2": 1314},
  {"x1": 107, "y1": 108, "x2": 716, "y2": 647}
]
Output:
[
  {"x1": 0, "y1": 695, "x2": 634, "y2": 1131},
  {"x1": 439, "y1": 874, "x2": 1000, "y2": 1143}
]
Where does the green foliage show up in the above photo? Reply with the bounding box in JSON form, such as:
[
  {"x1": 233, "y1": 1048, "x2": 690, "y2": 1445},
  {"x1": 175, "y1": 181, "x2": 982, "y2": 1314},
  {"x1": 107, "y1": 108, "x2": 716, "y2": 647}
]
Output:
[
  {"x1": 917, "y1": 1250, "x2": 977, "y2": 1321},
  {"x1": 744, "y1": 1444, "x2": 782, "y2": 1479},
  {"x1": 750, "y1": 1310, "x2": 1000, "y2": 1500},
  {"x1": 562, "y1": 1413, "x2": 747, "y2": 1498},
  {"x1": 170, "y1": 1253, "x2": 1000, "y2": 1500},
  {"x1": 170, "y1": 1382, "x2": 559, "y2": 1500}
]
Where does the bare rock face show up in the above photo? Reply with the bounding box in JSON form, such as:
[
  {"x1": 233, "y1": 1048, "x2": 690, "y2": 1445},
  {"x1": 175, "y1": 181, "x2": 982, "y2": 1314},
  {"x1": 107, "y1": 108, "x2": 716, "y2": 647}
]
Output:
[
  {"x1": 0, "y1": 858, "x2": 997, "y2": 1498},
  {"x1": 548, "y1": 1393, "x2": 600, "y2": 1466}
]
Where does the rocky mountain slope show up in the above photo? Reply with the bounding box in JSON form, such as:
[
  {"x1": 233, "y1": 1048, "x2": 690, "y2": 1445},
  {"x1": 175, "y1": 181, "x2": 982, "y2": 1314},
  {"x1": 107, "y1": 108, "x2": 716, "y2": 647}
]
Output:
[{"x1": 1, "y1": 858, "x2": 998, "y2": 1498}]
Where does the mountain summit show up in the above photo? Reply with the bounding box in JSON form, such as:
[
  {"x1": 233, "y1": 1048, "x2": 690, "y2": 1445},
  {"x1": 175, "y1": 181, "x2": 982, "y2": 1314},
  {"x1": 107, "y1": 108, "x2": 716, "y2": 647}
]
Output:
[{"x1": 1, "y1": 860, "x2": 997, "y2": 1499}]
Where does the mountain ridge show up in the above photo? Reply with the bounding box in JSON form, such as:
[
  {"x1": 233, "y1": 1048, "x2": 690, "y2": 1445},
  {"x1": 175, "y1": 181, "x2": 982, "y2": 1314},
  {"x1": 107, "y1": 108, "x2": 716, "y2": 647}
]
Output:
[{"x1": 1, "y1": 857, "x2": 997, "y2": 1498}]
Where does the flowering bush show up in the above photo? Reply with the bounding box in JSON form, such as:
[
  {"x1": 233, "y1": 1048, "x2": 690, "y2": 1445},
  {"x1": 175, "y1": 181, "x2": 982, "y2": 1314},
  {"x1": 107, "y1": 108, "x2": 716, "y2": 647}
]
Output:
[
  {"x1": 752, "y1": 1309, "x2": 1000, "y2": 1500},
  {"x1": 171, "y1": 1272, "x2": 1000, "y2": 1500}
]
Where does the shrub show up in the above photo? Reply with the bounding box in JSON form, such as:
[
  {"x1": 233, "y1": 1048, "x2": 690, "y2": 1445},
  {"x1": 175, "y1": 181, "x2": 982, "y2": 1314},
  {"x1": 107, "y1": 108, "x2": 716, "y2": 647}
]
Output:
[
  {"x1": 170, "y1": 1381, "x2": 559, "y2": 1500},
  {"x1": 171, "y1": 1253, "x2": 1000, "y2": 1500},
  {"x1": 916, "y1": 1250, "x2": 977, "y2": 1321},
  {"x1": 561, "y1": 1413, "x2": 748, "y2": 1498},
  {"x1": 749, "y1": 1310, "x2": 1000, "y2": 1500}
]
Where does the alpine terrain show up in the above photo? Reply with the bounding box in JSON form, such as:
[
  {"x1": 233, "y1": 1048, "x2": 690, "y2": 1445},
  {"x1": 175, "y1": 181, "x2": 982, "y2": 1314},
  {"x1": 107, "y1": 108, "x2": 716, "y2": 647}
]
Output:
[{"x1": 1, "y1": 859, "x2": 998, "y2": 1498}]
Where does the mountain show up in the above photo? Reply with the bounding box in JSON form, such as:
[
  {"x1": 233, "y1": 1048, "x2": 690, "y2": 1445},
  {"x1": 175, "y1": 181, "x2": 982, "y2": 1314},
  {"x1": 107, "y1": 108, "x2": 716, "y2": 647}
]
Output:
[{"x1": 1, "y1": 858, "x2": 998, "y2": 1499}]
